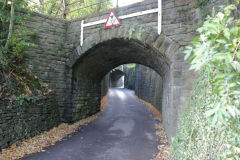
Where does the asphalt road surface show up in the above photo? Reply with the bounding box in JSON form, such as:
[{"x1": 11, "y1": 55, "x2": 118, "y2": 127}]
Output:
[{"x1": 23, "y1": 88, "x2": 159, "y2": 160}]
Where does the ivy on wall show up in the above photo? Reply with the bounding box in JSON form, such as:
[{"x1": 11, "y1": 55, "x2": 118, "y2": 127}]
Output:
[
  {"x1": 123, "y1": 21, "x2": 149, "y2": 41},
  {"x1": 195, "y1": 0, "x2": 214, "y2": 17}
]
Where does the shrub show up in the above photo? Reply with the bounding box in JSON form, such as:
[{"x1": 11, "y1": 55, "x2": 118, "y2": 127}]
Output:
[{"x1": 171, "y1": 2, "x2": 240, "y2": 160}]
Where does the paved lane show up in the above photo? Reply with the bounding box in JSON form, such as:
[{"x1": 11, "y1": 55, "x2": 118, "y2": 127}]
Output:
[{"x1": 23, "y1": 88, "x2": 158, "y2": 160}]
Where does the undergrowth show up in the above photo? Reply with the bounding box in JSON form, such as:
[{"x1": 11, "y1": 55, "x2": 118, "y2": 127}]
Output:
[
  {"x1": 172, "y1": 69, "x2": 240, "y2": 159},
  {"x1": 172, "y1": 1, "x2": 240, "y2": 160},
  {"x1": 0, "y1": 1, "x2": 50, "y2": 106}
]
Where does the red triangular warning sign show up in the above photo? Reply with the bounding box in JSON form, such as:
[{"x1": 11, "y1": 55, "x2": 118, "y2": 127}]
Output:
[{"x1": 104, "y1": 10, "x2": 122, "y2": 28}]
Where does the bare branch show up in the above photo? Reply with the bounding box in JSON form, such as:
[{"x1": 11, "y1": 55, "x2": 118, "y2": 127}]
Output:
[
  {"x1": 5, "y1": 0, "x2": 14, "y2": 48},
  {"x1": 63, "y1": 0, "x2": 66, "y2": 19},
  {"x1": 97, "y1": 0, "x2": 102, "y2": 12},
  {"x1": 66, "y1": 0, "x2": 111, "y2": 14},
  {"x1": 55, "y1": 0, "x2": 63, "y2": 17}
]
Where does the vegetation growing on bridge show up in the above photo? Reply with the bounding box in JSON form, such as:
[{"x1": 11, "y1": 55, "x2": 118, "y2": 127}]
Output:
[
  {"x1": 172, "y1": 1, "x2": 240, "y2": 159},
  {"x1": 195, "y1": 0, "x2": 213, "y2": 16}
]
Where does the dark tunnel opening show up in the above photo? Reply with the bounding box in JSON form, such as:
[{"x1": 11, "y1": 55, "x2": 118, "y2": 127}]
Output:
[{"x1": 70, "y1": 38, "x2": 175, "y2": 138}]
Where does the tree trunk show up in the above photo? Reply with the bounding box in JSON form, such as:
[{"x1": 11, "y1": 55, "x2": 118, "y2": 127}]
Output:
[
  {"x1": 97, "y1": 0, "x2": 102, "y2": 12},
  {"x1": 55, "y1": 0, "x2": 63, "y2": 17},
  {"x1": 5, "y1": 0, "x2": 14, "y2": 48},
  {"x1": 63, "y1": 0, "x2": 67, "y2": 19}
]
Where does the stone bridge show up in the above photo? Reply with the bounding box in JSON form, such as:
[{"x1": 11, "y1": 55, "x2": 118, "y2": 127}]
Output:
[{"x1": 23, "y1": 0, "x2": 219, "y2": 139}]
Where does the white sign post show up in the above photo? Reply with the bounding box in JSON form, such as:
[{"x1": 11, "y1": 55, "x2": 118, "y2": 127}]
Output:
[
  {"x1": 158, "y1": 0, "x2": 162, "y2": 35},
  {"x1": 80, "y1": 0, "x2": 162, "y2": 46}
]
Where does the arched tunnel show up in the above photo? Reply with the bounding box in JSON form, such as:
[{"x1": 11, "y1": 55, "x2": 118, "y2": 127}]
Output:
[
  {"x1": 109, "y1": 68, "x2": 125, "y2": 88},
  {"x1": 70, "y1": 38, "x2": 173, "y2": 138}
]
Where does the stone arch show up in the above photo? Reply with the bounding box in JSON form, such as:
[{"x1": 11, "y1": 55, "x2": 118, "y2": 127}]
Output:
[
  {"x1": 68, "y1": 28, "x2": 181, "y2": 139},
  {"x1": 68, "y1": 26, "x2": 180, "y2": 68}
]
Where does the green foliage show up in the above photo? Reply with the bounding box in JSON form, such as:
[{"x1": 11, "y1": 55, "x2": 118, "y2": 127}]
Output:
[
  {"x1": 15, "y1": 94, "x2": 32, "y2": 106},
  {"x1": 0, "y1": 1, "x2": 36, "y2": 70},
  {"x1": 0, "y1": 1, "x2": 49, "y2": 106},
  {"x1": 184, "y1": 4, "x2": 240, "y2": 119},
  {"x1": 196, "y1": 0, "x2": 212, "y2": 8},
  {"x1": 125, "y1": 64, "x2": 136, "y2": 68},
  {"x1": 28, "y1": 0, "x2": 113, "y2": 20},
  {"x1": 137, "y1": 27, "x2": 147, "y2": 40},
  {"x1": 67, "y1": 0, "x2": 113, "y2": 19},
  {"x1": 172, "y1": 2, "x2": 240, "y2": 160},
  {"x1": 195, "y1": 0, "x2": 214, "y2": 17},
  {"x1": 125, "y1": 22, "x2": 137, "y2": 39},
  {"x1": 125, "y1": 22, "x2": 147, "y2": 40}
]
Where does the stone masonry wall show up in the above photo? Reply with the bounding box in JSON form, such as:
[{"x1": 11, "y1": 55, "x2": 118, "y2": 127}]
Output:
[
  {"x1": 24, "y1": 12, "x2": 71, "y2": 121},
  {"x1": 124, "y1": 64, "x2": 163, "y2": 112},
  {"x1": 71, "y1": 72, "x2": 101, "y2": 122},
  {"x1": 101, "y1": 74, "x2": 111, "y2": 98},
  {"x1": 0, "y1": 94, "x2": 60, "y2": 150},
  {"x1": 124, "y1": 65, "x2": 136, "y2": 90},
  {"x1": 135, "y1": 65, "x2": 163, "y2": 113}
]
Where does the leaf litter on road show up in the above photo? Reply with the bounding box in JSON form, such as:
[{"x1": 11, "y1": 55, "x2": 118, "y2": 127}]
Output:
[
  {"x1": 0, "y1": 113, "x2": 100, "y2": 160},
  {"x1": 137, "y1": 97, "x2": 171, "y2": 160},
  {"x1": 0, "y1": 94, "x2": 110, "y2": 160}
]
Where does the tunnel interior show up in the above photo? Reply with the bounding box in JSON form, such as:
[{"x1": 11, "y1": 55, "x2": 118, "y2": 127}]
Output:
[
  {"x1": 109, "y1": 66, "x2": 125, "y2": 88},
  {"x1": 101, "y1": 63, "x2": 163, "y2": 113},
  {"x1": 71, "y1": 38, "x2": 170, "y2": 126}
]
